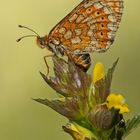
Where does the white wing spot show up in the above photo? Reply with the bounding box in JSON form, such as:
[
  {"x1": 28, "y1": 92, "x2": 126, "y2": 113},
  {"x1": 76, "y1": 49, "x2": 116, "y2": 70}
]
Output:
[
  {"x1": 94, "y1": 2, "x2": 103, "y2": 9},
  {"x1": 76, "y1": 15, "x2": 85, "y2": 23},
  {"x1": 84, "y1": 2, "x2": 93, "y2": 8},
  {"x1": 88, "y1": 19, "x2": 96, "y2": 25},
  {"x1": 108, "y1": 15, "x2": 117, "y2": 22},
  {"x1": 69, "y1": 14, "x2": 78, "y2": 22},
  {"x1": 108, "y1": 23, "x2": 117, "y2": 31},
  {"x1": 59, "y1": 27, "x2": 66, "y2": 34},
  {"x1": 52, "y1": 39, "x2": 60, "y2": 45},
  {"x1": 71, "y1": 37, "x2": 81, "y2": 44},
  {"x1": 87, "y1": 30, "x2": 94, "y2": 36},
  {"x1": 103, "y1": 7, "x2": 112, "y2": 14},
  {"x1": 64, "y1": 30, "x2": 72, "y2": 39},
  {"x1": 82, "y1": 17, "x2": 93, "y2": 23},
  {"x1": 114, "y1": 7, "x2": 123, "y2": 13},
  {"x1": 75, "y1": 29, "x2": 82, "y2": 36},
  {"x1": 107, "y1": 31, "x2": 116, "y2": 39},
  {"x1": 90, "y1": 24, "x2": 96, "y2": 30}
]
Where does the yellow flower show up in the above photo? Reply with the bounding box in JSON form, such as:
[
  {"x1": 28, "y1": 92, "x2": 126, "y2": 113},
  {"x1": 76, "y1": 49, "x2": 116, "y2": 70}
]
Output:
[
  {"x1": 93, "y1": 62, "x2": 105, "y2": 83},
  {"x1": 106, "y1": 94, "x2": 130, "y2": 114}
]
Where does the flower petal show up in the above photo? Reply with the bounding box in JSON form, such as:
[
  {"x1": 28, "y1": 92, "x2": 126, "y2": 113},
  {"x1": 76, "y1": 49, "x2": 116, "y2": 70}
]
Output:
[
  {"x1": 106, "y1": 94, "x2": 129, "y2": 114},
  {"x1": 93, "y1": 63, "x2": 105, "y2": 83}
]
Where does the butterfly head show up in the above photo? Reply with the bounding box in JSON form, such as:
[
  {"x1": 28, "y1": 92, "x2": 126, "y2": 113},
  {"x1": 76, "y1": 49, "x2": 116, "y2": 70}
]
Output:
[
  {"x1": 17, "y1": 25, "x2": 48, "y2": 49},
  {"x1": 36, "y1": 35, "x2": 48, "y2": 49}
]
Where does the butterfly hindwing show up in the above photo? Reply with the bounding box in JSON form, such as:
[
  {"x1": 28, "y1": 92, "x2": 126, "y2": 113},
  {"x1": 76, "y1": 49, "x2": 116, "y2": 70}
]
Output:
[{"x1": 48, "y1": 0, "x2": 124, "y2": 54}]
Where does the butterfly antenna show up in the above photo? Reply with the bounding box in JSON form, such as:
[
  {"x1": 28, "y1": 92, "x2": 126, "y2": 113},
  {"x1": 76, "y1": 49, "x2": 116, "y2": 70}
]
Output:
[
  {"x1": 18, "y1": 25, "x2": 40, "y2": 36},
  {"x1": 16, "y1": 35, "x2": 37, "y2": 42}
]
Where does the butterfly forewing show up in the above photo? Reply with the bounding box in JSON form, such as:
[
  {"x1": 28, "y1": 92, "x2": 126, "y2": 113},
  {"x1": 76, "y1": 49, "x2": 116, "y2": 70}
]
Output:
[{"x1": 48, "y1": 0, "x2": 124, "y2": 54}]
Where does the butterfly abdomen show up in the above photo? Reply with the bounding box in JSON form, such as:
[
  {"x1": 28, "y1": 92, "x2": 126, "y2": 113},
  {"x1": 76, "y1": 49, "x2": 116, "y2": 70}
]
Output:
[{"x1": 70, "y1": 53, "x2": 91, "y2": 72}]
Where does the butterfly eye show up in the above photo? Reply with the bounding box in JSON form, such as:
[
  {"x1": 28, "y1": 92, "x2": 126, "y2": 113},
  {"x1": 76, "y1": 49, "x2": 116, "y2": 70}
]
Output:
[{"x1": 40, "y1": 38, "x2": 45, "y2": 45}]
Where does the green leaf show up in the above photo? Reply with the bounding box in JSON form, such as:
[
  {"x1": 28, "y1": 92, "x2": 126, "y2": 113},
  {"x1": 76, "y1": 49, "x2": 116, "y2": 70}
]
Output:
[
  {"x1": 105, "y1": 58, "x2": 119, "y2": 101},
  {"x1": 123, "y1": 115, "x2": 140, "y2": 138},
  {"x1": 33, "y1": 98, "x2": 86, "y2": 120},
  {"x1": 94, "y1": 58, "x2": 119, "y2": 104},
  {"x1": 40, "y1": 72, "x2": 69, "y2": 97},
  {"x1": 94, "y1": 79, "x2": 106, "y2": 104}
]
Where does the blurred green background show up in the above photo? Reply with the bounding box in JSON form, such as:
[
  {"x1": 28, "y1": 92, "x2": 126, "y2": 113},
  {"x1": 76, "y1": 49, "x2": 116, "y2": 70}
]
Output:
[{"x1": 0, "y1": 0, "x2": 139, "y2": 139}]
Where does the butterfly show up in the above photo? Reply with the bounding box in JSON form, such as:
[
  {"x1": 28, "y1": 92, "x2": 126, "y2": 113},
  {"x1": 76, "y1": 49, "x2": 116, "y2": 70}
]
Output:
[{"x1": 17, "y1": 0, "x2": 124, "y2": 72}]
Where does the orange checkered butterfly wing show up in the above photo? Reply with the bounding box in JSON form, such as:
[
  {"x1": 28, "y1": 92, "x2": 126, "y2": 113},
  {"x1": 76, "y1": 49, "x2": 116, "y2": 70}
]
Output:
[{"x1": 48, "y1": 0, "x2": 124, "y2": 54}]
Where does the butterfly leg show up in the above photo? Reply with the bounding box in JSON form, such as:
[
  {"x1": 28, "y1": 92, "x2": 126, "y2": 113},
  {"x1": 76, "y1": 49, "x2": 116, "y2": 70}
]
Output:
[{"x1": 44, "y1": 54, "x2": 54, "y2": 75}]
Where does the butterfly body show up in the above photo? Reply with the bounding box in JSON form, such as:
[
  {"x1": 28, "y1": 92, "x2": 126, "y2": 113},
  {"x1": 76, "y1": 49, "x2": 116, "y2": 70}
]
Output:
[
  {"x1": 19, "y1": 0, "x2": 124, "y2": 71},
  {"x1": 37, "y1": 35, "x2": 91, "y2": 71}
]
